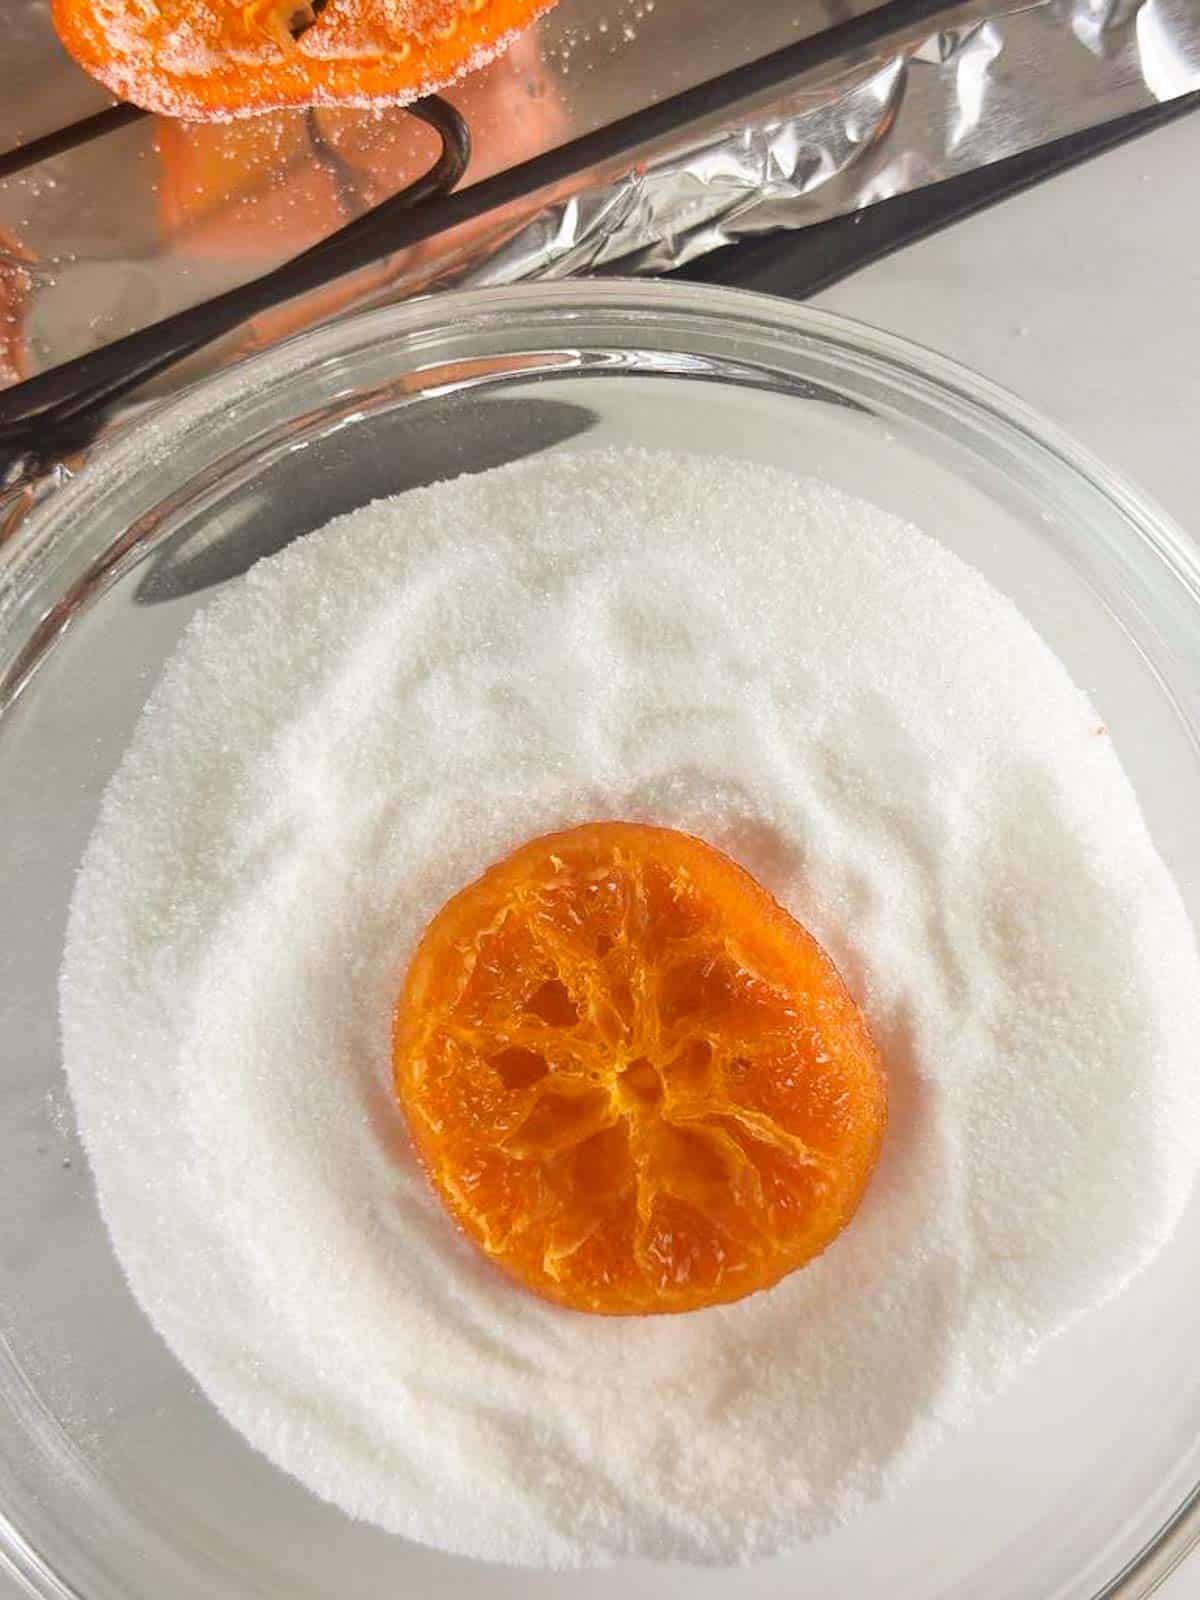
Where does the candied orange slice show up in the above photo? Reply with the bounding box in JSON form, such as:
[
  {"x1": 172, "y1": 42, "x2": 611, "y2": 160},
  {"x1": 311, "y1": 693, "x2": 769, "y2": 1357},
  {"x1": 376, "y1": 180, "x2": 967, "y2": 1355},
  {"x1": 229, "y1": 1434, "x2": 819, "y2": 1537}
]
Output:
[
  {"x1": 394, "y1": 822, "x2": 886, "y2": 1314},
  {"x1": 51, "y1": 0, "x2": 559, "y2": 121}
]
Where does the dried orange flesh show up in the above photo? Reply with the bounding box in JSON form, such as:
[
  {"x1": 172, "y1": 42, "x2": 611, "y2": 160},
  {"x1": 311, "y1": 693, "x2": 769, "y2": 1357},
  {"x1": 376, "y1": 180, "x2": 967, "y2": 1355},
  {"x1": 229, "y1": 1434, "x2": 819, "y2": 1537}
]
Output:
[
  {"x1": 51, "y1": 0, "x2": 558, "y2": 121},
  {"x1": 394, "y1": 822, "x2": 886, "y2": 1315}
]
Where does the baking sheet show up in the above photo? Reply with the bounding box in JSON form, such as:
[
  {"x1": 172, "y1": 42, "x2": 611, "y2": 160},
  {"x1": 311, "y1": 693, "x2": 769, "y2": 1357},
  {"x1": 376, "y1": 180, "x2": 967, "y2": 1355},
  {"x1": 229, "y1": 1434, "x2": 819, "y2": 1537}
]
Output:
[
  {"x1": 438, "y1": 0, "x2": 1200, "y2": 285},
  {"x1": 0, "y1": 0, "x2": 887, "y2": 382},
  {"x1": 1, "y1": 0, "x2": 1198, "y2": 506}
]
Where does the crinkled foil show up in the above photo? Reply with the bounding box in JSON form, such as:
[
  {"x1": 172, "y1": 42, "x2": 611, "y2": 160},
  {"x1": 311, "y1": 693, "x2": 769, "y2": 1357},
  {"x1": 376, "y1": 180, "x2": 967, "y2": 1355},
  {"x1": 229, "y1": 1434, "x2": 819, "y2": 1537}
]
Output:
[
  {"x1": 443, "y1": 0, "x2": 1200, "y2": 286},
  {"x1": 2, "y1": 0, "x2": 1199, "y2": 506}
]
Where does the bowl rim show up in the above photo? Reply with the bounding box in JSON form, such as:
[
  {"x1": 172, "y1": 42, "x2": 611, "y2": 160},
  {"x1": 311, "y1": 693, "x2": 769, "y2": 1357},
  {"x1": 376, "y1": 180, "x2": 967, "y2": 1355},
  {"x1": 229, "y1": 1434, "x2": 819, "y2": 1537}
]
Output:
[
  {"x1": 5, "y1": 279, "x2": 1200, "y2": 710},
  {"x1": 1, "y1": 277, "x2": 1198, "y2": 1599}
]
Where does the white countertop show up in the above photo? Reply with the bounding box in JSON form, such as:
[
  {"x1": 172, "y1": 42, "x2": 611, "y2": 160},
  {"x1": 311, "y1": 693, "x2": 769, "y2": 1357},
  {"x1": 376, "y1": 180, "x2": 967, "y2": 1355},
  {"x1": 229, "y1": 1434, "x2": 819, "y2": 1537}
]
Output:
[
  {"x1": 816, "y1": 111, "x2": 1200, "y2": 554},
  {"x1": 3, "y1": 102, "x2": 1198, "y2": 1600}
]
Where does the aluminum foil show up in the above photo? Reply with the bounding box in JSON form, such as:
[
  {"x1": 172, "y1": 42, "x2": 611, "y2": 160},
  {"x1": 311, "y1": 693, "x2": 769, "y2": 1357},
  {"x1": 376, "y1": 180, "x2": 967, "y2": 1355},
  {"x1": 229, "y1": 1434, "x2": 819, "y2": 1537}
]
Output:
[
  {"x1": 2, "y1": 0, "x2": 1199, "y2": 508},
  {"x1": 441, "y1": 0, "x2": 1200, "y2": 286}
]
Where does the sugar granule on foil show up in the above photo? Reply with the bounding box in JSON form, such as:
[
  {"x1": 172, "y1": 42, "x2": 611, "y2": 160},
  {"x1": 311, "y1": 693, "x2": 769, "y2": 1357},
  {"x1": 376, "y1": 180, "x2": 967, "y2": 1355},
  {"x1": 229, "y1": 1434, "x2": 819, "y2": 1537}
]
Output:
[{"x1": 60, "y1": 448, "x2": 1200, "y2": 1566}]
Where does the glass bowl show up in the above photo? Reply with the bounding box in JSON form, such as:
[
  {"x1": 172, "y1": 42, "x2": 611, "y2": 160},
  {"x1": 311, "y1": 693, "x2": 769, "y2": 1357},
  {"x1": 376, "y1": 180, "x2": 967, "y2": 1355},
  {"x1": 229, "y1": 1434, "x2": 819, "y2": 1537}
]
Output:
[{"x1": 2, "y1": 280, "x2": 1199, "y2": 1600}]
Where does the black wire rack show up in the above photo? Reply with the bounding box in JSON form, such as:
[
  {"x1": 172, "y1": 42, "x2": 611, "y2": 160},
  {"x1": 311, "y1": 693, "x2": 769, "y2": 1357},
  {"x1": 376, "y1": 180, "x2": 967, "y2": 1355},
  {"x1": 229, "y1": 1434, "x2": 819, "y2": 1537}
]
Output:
[{"x1": 1, "y1": 0, "x2": 1197, "y2": 480}]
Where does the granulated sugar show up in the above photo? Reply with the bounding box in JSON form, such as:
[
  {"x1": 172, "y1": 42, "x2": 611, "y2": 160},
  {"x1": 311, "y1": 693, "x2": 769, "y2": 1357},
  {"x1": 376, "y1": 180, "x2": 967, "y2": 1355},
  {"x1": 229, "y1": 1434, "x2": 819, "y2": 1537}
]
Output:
[{"x1": 60, "y1": 448, "x2": 1200, "y2": 1566}]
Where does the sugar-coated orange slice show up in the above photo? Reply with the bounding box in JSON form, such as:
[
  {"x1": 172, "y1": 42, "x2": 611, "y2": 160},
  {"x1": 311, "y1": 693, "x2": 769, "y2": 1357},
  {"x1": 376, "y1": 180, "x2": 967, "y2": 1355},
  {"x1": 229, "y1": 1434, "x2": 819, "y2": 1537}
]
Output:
[
  {"x1": 51, "y1": 0, "x2": 559, "y2": 121},
  {"x1": 394, "y1": 822, "x2": 886, "y2": 1315}
]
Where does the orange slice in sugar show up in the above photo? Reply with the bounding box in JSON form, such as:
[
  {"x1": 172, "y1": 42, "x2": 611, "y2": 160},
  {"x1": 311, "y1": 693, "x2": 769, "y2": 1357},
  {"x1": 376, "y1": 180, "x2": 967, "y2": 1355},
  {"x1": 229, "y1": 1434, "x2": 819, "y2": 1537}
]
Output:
[{"x1": 394, "y1": 822, "x2": 886, "y2": 1315}]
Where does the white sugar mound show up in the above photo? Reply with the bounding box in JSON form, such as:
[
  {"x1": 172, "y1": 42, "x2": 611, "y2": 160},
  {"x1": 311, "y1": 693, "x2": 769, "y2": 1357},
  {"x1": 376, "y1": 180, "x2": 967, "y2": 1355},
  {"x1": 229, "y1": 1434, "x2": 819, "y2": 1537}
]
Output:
[{"x1": 60, "y1": 449, "x2": 1200, "y2": 1567}]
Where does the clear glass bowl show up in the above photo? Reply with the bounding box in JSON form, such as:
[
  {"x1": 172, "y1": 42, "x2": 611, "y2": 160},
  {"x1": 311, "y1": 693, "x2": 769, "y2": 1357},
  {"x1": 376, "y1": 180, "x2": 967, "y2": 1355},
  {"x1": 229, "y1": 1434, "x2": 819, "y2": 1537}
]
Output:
[{"x1": 2, "y1": 281, "x2": 1199, "y2": 1600}]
